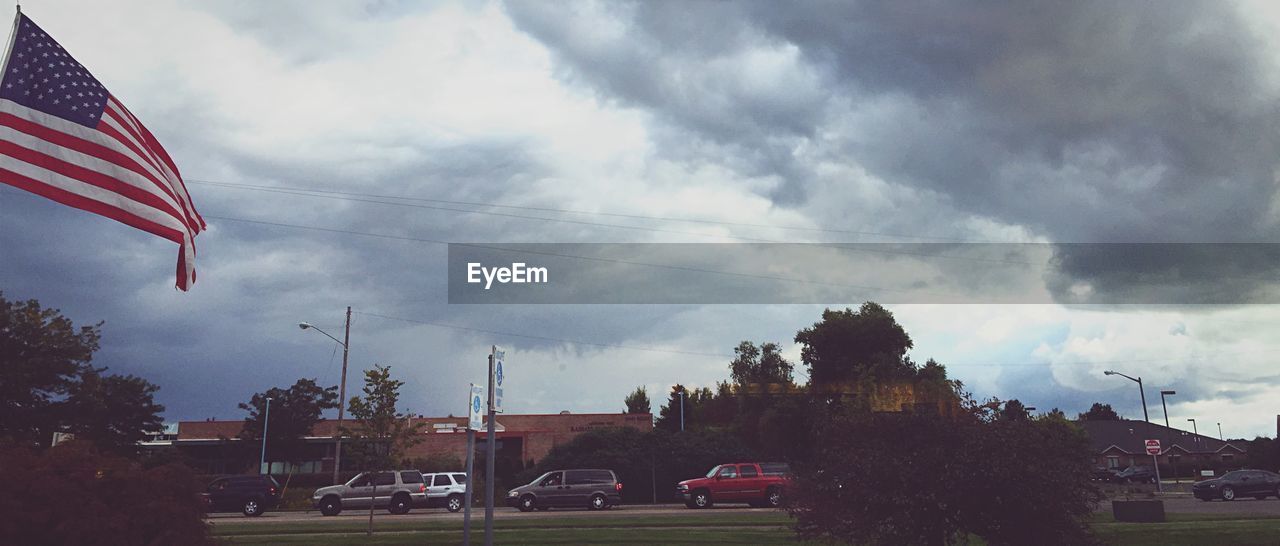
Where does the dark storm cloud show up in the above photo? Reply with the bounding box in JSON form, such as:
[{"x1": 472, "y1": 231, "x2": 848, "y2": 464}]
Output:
[{"x1": 507, "y1": 1, "x2": 1280, "y2": 297}]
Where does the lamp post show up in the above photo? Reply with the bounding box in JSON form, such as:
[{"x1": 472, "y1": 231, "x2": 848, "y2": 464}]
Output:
[
  {"x1": 259, "y1": 397, "x2": 272, "y2": 475},
  {"x1": 300, "y1": 306, "x2": 352, "y2": 485},
  {"x1": 1187, "y1": 418, "x2": 1198, "y2": 437},
  {"x1": 1103, "y1": 370, "x2": 1150, "y2": 422},
  {"x1": 679, "y1": 387, "x2": 685, "y2": 432},
  {"x1": 1217, "y1": 422, "x2": 1223, "y2": 441},
  {"x1": 1160, "y1": 390, "x2": 1176, "y2": 483}
]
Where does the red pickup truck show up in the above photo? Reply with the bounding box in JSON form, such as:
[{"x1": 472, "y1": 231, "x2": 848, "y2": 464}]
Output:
[{"x1": 677, "y1": 462, "x2": 791, "y2": 509}]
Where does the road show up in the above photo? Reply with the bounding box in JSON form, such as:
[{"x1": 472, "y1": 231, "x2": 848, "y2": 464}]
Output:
[
  {"x1": 208, "y1": 503, "x2": 764, "y2": 524},
  {"x1": 208, "y1": 497, "x2": 1280, "y2": 526}
]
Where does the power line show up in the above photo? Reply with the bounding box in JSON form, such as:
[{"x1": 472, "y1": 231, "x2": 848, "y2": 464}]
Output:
[
  {"x1": 354, "y1": 310, "x2": 734, "y2": 358},
  {"x1": 188, "y1": 178, "x2": 992, "y2": 243}
]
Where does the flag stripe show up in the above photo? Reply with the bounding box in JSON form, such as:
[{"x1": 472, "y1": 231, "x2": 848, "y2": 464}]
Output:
[
  {"x1": 0, "y1": 110, "x2": 186, "y2": 215},
  {"x1": 102, "y1": 100, "x2": 203, "y2": 230},
  {"x1": 0, "y1": 134, "x2": 190, "y2": 229},
  {"x1": 0, "y1": 163, "x2": 188, "y2": 245}
]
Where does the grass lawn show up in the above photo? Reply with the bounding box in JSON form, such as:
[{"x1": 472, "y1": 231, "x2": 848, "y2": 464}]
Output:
[{"x1": 211, "y1": 512, "x2": 1280, "y2": 545}]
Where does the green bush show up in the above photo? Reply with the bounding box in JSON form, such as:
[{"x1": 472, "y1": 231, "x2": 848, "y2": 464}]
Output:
[{"x1": 0, "y1": 441, "x2": 211, "y2": 545}]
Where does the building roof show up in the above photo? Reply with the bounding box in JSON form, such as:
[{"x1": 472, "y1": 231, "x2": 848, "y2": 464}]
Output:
[
  {"x1": 1077, "y1": 419, "x2": 1247, "y2": 456},
  {"x1": 171, "y1": 412, "x2": 653, "y2": 442}
]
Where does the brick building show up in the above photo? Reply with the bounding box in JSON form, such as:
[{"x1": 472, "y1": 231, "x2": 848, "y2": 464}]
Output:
[
  {"x1": 1078, "y1": 419, "x2": 1247, "y2": 477},
  {"x1": 147, "y1": 412, "x2": 653, "y2": 475}
]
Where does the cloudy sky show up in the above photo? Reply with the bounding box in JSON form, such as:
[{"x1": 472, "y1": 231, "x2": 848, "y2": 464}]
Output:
[{"x1": 3, "y1": 1, "x2": 1280, "y2": 438}]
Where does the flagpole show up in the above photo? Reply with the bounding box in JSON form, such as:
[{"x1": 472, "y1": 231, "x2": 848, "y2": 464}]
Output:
[{"x1": 2, "y1": 2, "x2": 20, "y2": 80}]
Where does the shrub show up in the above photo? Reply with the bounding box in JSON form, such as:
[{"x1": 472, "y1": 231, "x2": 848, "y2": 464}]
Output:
[{"x1": 0, "y1": 441, "x2": 210, "y2": 546}]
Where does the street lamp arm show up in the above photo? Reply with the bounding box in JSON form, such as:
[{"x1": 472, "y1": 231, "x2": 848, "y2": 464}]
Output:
[
  {"x1": 1105, "y1": 370, "x2": 1139, "y2": 383},
  {"x1": 302, "y1": 324, "x2": 346, "y2": 347}
]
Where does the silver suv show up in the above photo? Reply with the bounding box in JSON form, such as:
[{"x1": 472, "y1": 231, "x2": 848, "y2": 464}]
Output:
[
  {"x1": 313, "y1": 470, "x2": 428, "y2": 516},
  {"x1": 423, "y1": 472, "x2": 468, "y2": 512}
]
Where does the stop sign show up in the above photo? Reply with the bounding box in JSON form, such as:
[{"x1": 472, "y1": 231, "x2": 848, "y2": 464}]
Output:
[{"x1": 1145, "y1": 439, "x2": 1161, "y2": 455}]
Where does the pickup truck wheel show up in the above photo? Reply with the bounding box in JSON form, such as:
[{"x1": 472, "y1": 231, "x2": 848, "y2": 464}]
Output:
[
  {"x1": 388, "y1": 493, "x2": 411, "y2": 515},
  {"x1": 446, "y1": 494, "x2": 464, "y2": 513},
  {"x1": 691, "y1": 491, "x2": 712, "y2": 509},
  {"x1": 766, "y1": 487, "x2": 783, "y2": 508},
  {"x1": 518, "y1": 495, "x2": 536, "y2": 512},
  {"x1": 242, "y1": 497, "x2": 263, "y2": 517},
  {"x1": 319, "y1": 496, "x2": 342, "y2": 516},
  {"x1": 589, "y1": 494, "x2": 607, "y2": 511}
]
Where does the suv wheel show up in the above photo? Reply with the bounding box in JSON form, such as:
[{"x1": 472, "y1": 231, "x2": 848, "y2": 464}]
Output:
[
  {"x1": 518, "y1": 495, "x2": 536, "y2": 512},
  {"x1": 766, "y1": 487, "x2": 783, "y2": 508},
  {"x1": 242, "y1": 497, "x2": 263, "y2": 517},
  {"x1": 446, "y1": 494, "x2": 464, "y2": 513},
  {"x1": 388, "y1": 493, "x2": 411, "y2": 515},
  {"x1": 1222, "y1": 486, "x2": 1236, "y2": 501},
  {"x1": 589, "y1": 494, "x2": 607, "y2": 511},
  {"x1": 319, "y1": 496, "x2": 342, "y2": 516},
  {"x1": 691, "y1": 491, "x2": 712, "y2": 509}
]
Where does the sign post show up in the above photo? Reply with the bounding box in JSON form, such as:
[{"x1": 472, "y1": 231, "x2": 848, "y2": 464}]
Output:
[
  {"x1": 483, "y1": 346, "x2": 505, "y2": 546},
  {"x1": 463, "y1": 384, "x2": 484, "y2": 546},
  {"x1": 1145, "y1": 439, "x2": 1163, "y2": 493}
]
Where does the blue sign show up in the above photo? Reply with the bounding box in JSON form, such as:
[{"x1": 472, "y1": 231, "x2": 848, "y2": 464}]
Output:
[
  {"x1": 496, "y1": 361, "x2": 504, "y2": 386},
  {"x1": 473, "y1": 396, "x2": 482, "y2": 414}
]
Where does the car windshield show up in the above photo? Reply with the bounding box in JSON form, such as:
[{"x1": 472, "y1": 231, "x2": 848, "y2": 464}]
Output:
[
  {"x1": 705, "y1": 465, "x2": 722, "y2": 478},
  {"x1": 529, "y1": 472, "x2": 551, "y2": 486}
]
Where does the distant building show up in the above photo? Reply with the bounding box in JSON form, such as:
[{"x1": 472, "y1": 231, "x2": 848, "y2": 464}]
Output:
[
  {"x1": 142, "y1": 412, "x2": 653, "y2": 475},
  {"x1": 1078, "y1": 419, "x2": 1246, "y2": 475}
]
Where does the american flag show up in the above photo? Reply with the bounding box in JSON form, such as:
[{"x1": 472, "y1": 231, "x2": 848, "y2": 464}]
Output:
[{"x1": 0, "y1": 12, "x2": 204, "y2": 290}]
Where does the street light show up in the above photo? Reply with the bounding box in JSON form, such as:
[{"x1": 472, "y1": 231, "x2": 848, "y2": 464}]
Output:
[
  {"x1": 1217, "y1": 422, "x2": 1223, "y2": 441},
  {"x1": 1159, "y1": 390, "x2": 1176, "y2": 483},
  {"x1": 1103, "y1": 370, "x2": 1150, "y2": 422},
  {"x1": 300, "y1": 306, "x2": 352, "y2": 485},
  {"x1": 1187, "y1": 418, "x2": 1198, "y2": 438},
  {"x1": 259, "y1": 397, "x2": 272, "y2": 475}
]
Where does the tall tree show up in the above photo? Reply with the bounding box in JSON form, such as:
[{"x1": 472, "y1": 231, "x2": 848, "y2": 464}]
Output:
[
  {"x1": 64, "y1": 369, "x2": 164, "y2": 455},
  {"x1": 1077, "y1": 402, "x2": 1121, "y2": 421},
  {"x1": 794, "y1": 303, "x2": 914, "y2": 387},
  {"x1": 239, "y1": 378, "x2": 339, "y2": 468},
  {"x1": 623, "y1": 386, "x2": 651, "y2": 414},
  {"x1": 0, "y1": 293, "x2": 100, "y2": 447},
  {"x1": 341, "y1": 365, "x2": 424, "y2": 471},
  {"x1": 729, "y1": 341, "x2": 794, "y2": 386}
]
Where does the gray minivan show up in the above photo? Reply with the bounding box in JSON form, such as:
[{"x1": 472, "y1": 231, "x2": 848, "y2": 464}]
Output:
[{"x1": 506, "y1": 469, "x2": 622, "y2": 511}]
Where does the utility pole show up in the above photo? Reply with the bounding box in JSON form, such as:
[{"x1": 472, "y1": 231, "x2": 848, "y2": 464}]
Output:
[
  {"x1": 335, "y1": 306, "x2": 350, "y2": 484},
  {"x1": 679, "y1": 388, "x2": 685, "y2": 432},
  {"x1": 259, "y1": 397, "x2": 272, "y2": 474},
  {"x1": 464, "y1": 384, "x2": 478, "y2": 546},
  {"x1": 484, "y1": 349, "x2": 497, "y2": 546}
]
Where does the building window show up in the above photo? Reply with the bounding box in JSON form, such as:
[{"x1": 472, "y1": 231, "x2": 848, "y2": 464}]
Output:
[{"x1": 1106, "y1": 456, "x2": 1120, "y2": 469}]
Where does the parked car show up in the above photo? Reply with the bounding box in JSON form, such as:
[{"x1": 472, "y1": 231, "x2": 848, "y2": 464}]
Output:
[
  {"x1": 422, "y1": 472, "x2": 468, "y2": 512},
  {"x1": 312, "y1": 470, "x2": 429, "y2": 516},
  {"x1": 677, "y1": 462, "x2": 791, "y2": 509},
  {"x1": 202, "y1": 475, "x2": 281, "y2": 517},
  {"x1": 1111, "y1": 465, "x2": 1157, "y2": 484},
  {"x1": 506, "y1": 469, "x2": 622, "y2": 511},
  {"x1": 1091, "y1": 467, "x2": 1120, "y2": 482},
  {"x1": 1193, "y1": 470, "x2": 1280, "y2": 501}
]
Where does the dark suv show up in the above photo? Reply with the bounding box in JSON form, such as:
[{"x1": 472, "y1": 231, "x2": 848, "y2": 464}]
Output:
[
  {"x1": 506, "y1": 469, "x2": 622, "y2": 511},
  {"x1": 1193, "y1": 470, "x2": 1280, "y2": 501},
  {"x1": 202, "y1": 475, "x2": 281, "y2": 517}
]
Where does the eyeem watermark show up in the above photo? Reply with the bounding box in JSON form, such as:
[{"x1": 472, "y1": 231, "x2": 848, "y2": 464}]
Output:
[{"x1": 467, "y1": 262, "x2": 549, "y2": 290}]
